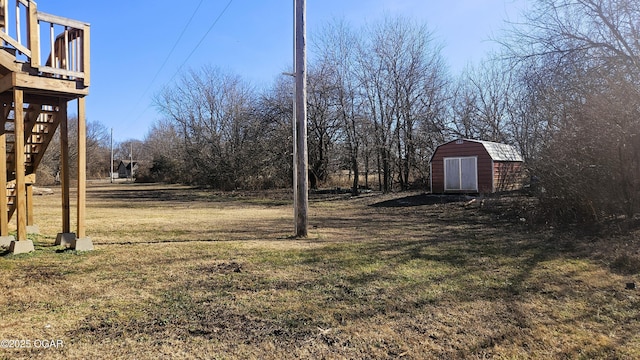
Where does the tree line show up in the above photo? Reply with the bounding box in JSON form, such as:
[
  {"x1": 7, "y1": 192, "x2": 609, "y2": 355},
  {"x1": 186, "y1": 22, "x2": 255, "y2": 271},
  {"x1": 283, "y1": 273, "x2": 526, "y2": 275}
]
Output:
[
  {"x1": 151, "y1": 16, "x2": 450, "y2": 194},
  {"x1": 42, "y1": 0, "x2": 640, "y2": 224}
]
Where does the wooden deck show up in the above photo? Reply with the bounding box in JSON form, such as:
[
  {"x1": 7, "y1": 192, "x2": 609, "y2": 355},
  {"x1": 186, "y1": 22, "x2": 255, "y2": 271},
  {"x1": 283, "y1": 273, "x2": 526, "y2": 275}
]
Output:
[{"x1": 0, "y1": 0, "x2": 90, "y2": 253}]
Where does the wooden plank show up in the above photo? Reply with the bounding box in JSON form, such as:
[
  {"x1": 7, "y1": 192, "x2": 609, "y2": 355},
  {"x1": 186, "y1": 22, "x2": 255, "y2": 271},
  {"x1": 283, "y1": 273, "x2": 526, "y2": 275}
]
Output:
[
  {"x1": 14, "y1": 89, "x2": 26, "y2": 241},
  {"x1": 49, "y1": 23, "x2": 54, "y2": 67},
  {"x1": 0, "y1": 73, "x2": 24, "y2": 93},
  {"x1": 0, "y1": 113, "x2": 7, "y2": 237},
  {"x1": 0, "y1": 94, "x2": 6, "y2": 232},
  {"x1": 1, "y1": 1, "x2": 8, "y2": 30},
  {"x1": 15, "y1": 1, "x2": 20, "y2": 45},
  {"x1": 74, "y1": 33, "x2": 80, "y2": 72},
  {"x1": 82, "y1": 24, "x2": 90, "y2": 87},
  {"x1": 0, "y1": 30, "x2": 31, "y2": 56},
  {"x1": 23, "y1": 93, "x2": 74, "y2": 105},
  {"x1": 11, "y1": 72, "x2": 88, "y2": 95},
  {"x1": 26, "y1": 183, "x2": 32, "y2": 225},
  {"x1": 76, "y1": 96, "x2": 86, "y2": 238},
  {"x1": 59, "y1": 99, "x2": 69, "y2": 233},
  {"x1": 27, "y1": 1, "x2": 39, "y2": 67},
  {"x1": 63, "y1": 28, "x2": 69, "y2": 71},
  {"x1": 37, "y1": 66, "x2": 84, "y2": 79},
  {"x1": 0, "y1": 44, "x2": 23, "y2": 72},
  {"x1": 37, "y1": 11, "x2": 87, "y2": 30},
  {"x1": 0, "y1": 73, "x2": 88, "y2": 97}
]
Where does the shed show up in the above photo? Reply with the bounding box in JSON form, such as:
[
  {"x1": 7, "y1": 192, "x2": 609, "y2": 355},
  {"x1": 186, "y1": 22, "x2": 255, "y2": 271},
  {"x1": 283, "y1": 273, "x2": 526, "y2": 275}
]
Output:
[
  {"x1": 117, "y1": 160, "x2": 138, "y2": 178},
  {"x1": 430, "y1": 139, "x2": 524, "y2": 193}
]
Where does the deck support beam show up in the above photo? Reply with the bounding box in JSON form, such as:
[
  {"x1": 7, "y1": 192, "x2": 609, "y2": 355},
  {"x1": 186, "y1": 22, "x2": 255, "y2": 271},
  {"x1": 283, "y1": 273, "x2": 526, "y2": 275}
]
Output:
[
  {"x1": 0, "y1": 105, "x2": 11, "y2": 248},
  {"x1": 55, "y1": 99, "x2": 74, "y2": 246},
  {"x1": 60, "y1": 101, "x2": 70, "y2": 233},
  {"x1": 9, "y1": 88, "x2": 34, "y2": 254},
  {"x1": 71, "y1": 97, "x2": 92, "y2": 251}
]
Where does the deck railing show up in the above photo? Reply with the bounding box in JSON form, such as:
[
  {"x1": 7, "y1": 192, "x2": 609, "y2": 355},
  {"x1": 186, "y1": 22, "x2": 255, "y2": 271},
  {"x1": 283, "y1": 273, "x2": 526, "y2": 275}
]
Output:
[{"x1": 0, "y1": 0, "x2": 89, "y2": 87}]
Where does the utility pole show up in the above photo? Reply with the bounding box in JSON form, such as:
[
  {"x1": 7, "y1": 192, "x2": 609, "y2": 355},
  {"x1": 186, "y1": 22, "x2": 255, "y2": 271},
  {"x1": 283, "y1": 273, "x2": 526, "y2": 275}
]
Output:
[
  {"x1": 294, "y1": 0, "x2": 308, "y2": 237},
  {"x1": 288, "y1": 0, "x2": 297, "y2": 236},
  {"x1": 130, "y1": 143, "x2": 133, "y2": 182},
  {"x1": 110, "y1": 128, "x2": 113, "y2": 183}
]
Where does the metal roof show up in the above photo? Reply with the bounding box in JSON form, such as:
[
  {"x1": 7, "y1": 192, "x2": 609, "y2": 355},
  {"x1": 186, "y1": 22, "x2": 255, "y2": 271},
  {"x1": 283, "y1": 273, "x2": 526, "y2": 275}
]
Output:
[
  {"x1": 466, "y1": 139, "x2": 524, "y2": 162},
  {"x1": 432, "y1": 139, "x2": 524, "y2": 162}
]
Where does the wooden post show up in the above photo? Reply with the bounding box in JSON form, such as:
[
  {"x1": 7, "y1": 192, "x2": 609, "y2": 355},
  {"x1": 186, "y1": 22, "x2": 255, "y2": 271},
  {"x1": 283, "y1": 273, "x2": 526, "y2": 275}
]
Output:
[
  {"x1": 0, "y1": 99, "x2": 13, "y2": 248},
  {"x1": 72, "y1": 96, "x2": 92, "y2": 251},
  {"x1": 15, "y1": 2, "x2": 21, "y2": 45},
  {"x1": 294, "y1": 0, "x2": 308, "y2": 237},
  {"x1": 59, "y1": 100, "x2": 70, "y2": 233},
  {"x1": 54, "y1": 99, "x2": 76, "y2": 247},
  {"x1": 27, "y1": 0, "x2": 39, "y2": 68},
  {"x1": 83, "y1": 25, "x2": 90, "y2": 87},
  {"x1": 291, "y1": 3, "x2": 297, "y2": 234},
  {"x1": 77, "y1": 97, "x2": 86, "y2": 238},
  {"x1": 0, "y1": 111, "x2": 7, "y2": 237},
  {"x1": 14, "y1": 89, "x2": 26, "y2": 241},
  {"x1": 26, "y1": 183, "x2": 33, "y2": 225},
  {"x1": 0, "y1": 1, "x2": 6, "y2": 29}
]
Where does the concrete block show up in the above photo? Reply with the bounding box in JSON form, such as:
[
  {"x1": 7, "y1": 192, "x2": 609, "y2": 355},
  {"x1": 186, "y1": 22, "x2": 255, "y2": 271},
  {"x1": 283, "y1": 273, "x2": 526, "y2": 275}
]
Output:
[
  {"x1": 0, "y1": 235, "x2": 14, "y2": 248},
  {"x1": 9, "y1": 240, "x2": 34, "y2": 254},
  {"x1": 55, "y1": 233, "x2": 76, "y2": 247},
  {"x1": 71, "y1": 237, "x2": 94, "y2": 251}
]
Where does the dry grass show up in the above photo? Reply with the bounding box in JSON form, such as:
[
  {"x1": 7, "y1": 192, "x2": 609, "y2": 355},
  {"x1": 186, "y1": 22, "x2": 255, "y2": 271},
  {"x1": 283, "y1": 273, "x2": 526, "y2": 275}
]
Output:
[{"x1": 1, "y1": 183, "x2": 639, "y2": 359}]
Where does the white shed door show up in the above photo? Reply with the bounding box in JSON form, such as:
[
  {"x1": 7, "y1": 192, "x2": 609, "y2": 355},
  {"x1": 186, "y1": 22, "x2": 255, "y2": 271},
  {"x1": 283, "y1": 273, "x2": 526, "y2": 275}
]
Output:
[
  {"x1": 445, "y1": 158, "x2": 460, "y2": 190},
  {"x1": 444, "y1": 157, "x2": 477, "y2": 191}
]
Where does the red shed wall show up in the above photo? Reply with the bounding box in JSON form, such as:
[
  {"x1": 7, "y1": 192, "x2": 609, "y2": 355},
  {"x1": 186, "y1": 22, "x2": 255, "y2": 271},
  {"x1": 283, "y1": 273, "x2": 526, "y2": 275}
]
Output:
[
  {"x1": 430, "y1": 141, "x2": 493, "y2": 193},
  {"x1": 493, "y1": 161, "x2": 523, "y2": 192}
]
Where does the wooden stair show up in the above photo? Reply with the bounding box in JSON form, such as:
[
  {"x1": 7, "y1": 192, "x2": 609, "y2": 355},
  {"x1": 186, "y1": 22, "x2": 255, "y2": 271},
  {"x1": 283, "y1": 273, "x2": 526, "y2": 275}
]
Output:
[
  {"x1": 0, "y1": 0, "x2": 90, "y2": 246},
  {"x1": 4, "y1": 105, "x2": 59, "y2": 220}
]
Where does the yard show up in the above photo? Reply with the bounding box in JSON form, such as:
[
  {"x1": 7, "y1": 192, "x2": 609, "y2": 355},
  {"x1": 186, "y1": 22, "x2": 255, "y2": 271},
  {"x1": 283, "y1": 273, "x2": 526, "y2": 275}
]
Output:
[{"x1": 1, "y1": 183, "x2": 639, "y2": 359}]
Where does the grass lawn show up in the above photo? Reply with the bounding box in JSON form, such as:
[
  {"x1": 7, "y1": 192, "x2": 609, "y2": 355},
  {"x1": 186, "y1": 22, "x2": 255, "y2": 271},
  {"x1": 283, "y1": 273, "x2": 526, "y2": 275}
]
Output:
[{"x1": 1, "y1": 183, "x2": 639, "y2": 359}]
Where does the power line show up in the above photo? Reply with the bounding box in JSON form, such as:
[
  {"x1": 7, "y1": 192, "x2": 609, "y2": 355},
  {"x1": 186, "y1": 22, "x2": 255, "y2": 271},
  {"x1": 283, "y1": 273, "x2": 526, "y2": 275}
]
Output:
[
  {"x1": 130, "y1": 0, "x2": 235, "y2": 130},
  {"x1": 139, "y1": 0, "x2": 205, "y2": 103},
  {"x1": 166, "y1": 0, "x2": 235, "y2": 85},
  {"x1": 130, "y1": 0, "x2": 206, "y2": 123}
]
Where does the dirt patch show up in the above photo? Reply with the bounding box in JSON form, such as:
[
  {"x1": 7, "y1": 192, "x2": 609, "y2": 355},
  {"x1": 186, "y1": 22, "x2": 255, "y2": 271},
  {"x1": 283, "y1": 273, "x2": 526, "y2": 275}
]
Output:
[
  {"x1": 196, "y1": 261, "x2": 243, "y2": 274},
  {"x1": 370, "y1": 193, "x2": 474, "y2": 207}
]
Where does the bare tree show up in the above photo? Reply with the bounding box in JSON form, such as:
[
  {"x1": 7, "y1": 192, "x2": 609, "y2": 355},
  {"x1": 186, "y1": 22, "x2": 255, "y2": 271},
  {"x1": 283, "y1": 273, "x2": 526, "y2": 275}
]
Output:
[
  {"x1": 307, "y1": 62, "x2": 340, "y2": 186},
  {"x1": 502, "y1": 0, "x2": 640, "y2": 222},
  {"x1": 142, "y1": 119, "x2": 183, "y2": 183},
  {"x1": 452, "y1": 59, "x2": 513, "y2": 143},
  {"x1": 253, "y1": 76, "x2": 296, "y2": 189},
  {"x1": 39, "y1": 118, "x2": 111, "y2": 183},
  {"x1": 356, "y1": 16, "x2": 448, "y2": 191},
  {"x1": 313, "y1": 19, "x2": 363, "y2": 194},
  {"x1": 154, "y1": 66, "x2": 259, "y2": 189}
]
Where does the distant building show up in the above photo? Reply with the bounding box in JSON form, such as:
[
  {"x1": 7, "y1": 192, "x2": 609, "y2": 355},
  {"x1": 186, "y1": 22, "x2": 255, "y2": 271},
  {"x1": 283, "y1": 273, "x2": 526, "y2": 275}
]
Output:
[
  {"x1": 116, "y1": 160, "x2": 138, "y2": 179},
  {"x1": 430, "y1": 139, "x2": 524, "y2": 193}
]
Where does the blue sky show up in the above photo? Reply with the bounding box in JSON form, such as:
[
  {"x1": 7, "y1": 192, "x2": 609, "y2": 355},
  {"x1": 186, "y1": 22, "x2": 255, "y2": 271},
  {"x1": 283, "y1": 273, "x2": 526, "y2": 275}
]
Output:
[{"x1": 42, "y1": 1, "x2": 525, "y2": 142}]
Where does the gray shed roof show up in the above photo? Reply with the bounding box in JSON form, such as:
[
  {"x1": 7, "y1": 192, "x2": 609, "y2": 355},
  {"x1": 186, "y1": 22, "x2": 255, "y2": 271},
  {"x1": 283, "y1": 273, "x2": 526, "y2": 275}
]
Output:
[
  {"x1": 430, "y1": 139, "x2": 524, "y2": 162},
  {"x1": 464, "y1": 139, "x2": 524, "y2": 162}
]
